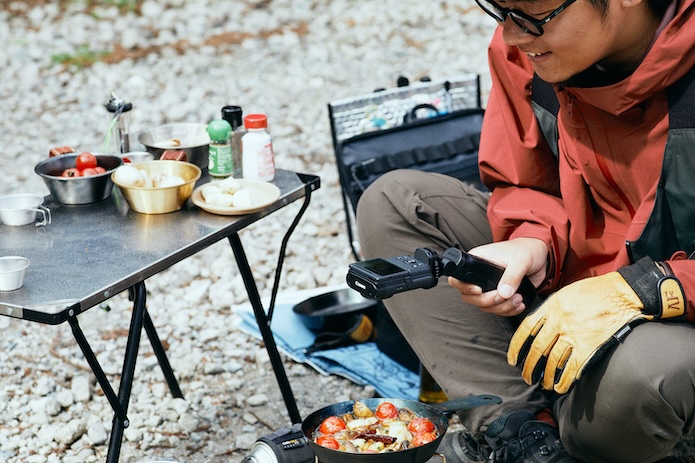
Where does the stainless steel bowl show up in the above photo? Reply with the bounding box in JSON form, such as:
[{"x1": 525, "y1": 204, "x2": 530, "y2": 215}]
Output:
[
  {"x1": 0, "y1": 256, "x2": 30, "y2": 291},
  {"x1": 137, "y1": 123, "x2": 210, "y2": 170},
  {"x1": 34, "y1": 154, "x2": 123, "y2": 205},
  {"x1": 112, "y1": 160, "x2": 202, "y2": 214}
]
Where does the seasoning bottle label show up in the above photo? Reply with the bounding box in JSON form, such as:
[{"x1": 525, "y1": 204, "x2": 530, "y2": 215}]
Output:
[
  {"x1": 257, "y1": 142, "x2": 275, "y2": 180},
  {"x1": 209, "y1": 144, "x2": 233, "y2": 177}
]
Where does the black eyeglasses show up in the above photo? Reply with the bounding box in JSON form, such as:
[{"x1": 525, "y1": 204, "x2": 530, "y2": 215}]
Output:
[{"x1": 475, "y1": 0, "x2": 578, "y2": 36}]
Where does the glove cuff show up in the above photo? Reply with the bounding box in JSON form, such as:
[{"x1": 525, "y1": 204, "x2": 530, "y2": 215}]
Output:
[{"x1": 618, "y1": 257, "x2": 686, "y2": 319}]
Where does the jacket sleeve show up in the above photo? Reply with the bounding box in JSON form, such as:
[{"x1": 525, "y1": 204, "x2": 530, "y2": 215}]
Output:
[{"x1": 479, "y1": 28, "x2": 569, "y2": 290}]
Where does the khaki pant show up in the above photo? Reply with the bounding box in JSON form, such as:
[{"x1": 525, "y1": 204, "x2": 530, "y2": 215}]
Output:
[{"x1": 355, "y1": 170, "x2": 695, "y2": 463}]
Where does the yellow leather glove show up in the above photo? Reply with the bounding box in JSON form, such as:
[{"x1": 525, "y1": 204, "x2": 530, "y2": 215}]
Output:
[{"x1": 508, "y1": 257, "x2": 686, "y2": 394}]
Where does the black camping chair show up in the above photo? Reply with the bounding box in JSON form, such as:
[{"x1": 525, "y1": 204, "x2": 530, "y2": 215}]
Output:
[{"x1": 326, "y1": 74, "x2": 486, "y2": 374}]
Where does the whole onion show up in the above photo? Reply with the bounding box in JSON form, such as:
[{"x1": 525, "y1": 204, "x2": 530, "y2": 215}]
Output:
[{"x1": 114, "y1": 165, "x2": 145, "y2": 187}]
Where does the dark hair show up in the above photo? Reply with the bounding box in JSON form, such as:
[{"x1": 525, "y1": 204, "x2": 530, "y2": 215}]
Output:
[{"x1": 587, "y1": 0, "x2": 671, "y2": 17}]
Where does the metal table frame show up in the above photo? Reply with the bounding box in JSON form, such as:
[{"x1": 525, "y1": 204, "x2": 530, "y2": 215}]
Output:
[{"x1": 0, "y1": 169, "x2": 319, "y2": 462}]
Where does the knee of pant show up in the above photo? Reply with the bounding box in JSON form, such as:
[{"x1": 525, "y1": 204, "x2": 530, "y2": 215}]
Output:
[
  {"x1": 557, "y1": 367, "x2": 678, "y2": 462},
  {"x1": 563, "y1": 337, "x2": 695, "y2": 443},
  {"x1": 602, "y1": 352, "x2": 689, "y2": 418},
  {"x1": 355, "y1": 170, "x2": 418, "y2": 232},
  {"x1": 606, "y1": 326, "x2": 695, "y2": 416}
]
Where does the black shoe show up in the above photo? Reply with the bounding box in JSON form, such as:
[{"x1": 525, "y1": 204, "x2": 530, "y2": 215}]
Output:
[
  {"x1": 434, "y1": 429, "x2": 491, "y2": 463},
  {"x1": 663, "y1": 435, "x2": 695, "y2": 463},
  {"x1": 484, "y1": 411, "x2": 578, "y2": 463}
]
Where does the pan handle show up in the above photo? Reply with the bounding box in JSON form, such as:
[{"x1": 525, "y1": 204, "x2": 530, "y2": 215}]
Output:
[{"x1": 430, "y1": 395, "x2": 502, "y2": 414}]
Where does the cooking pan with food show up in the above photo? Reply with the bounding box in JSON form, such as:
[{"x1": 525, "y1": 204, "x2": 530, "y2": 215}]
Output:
[{"x1": 301, "y1": 395, "x2": 501, "y2": 463}]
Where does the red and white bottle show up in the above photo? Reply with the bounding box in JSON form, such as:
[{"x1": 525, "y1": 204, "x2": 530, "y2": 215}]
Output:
[{"x1": 242, "y1": 114, "x2": 275, "y2": 181}]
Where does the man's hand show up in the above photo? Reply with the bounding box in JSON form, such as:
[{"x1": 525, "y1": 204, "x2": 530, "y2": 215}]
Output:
[
  {"x1": 449, "y1": 237, "x2": 548, "y2": 316},
  {"x1": 508, "y1": 257, "x2": 686, "y2": 394}
]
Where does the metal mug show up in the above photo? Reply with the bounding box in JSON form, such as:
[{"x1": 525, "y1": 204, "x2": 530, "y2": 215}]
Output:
[
  {"x1": 0, "y1": 256, "x2": 30, "y2": 291},
  {"x1": 0, "y1": 194, "x2": 51, "y2": 227}
]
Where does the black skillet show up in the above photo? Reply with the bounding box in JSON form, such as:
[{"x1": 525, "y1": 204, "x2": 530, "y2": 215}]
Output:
[
  {"x1": 292, "y1": 288, "x2": 378, "y2": 331},
  {"x1": 301, "y1": 395, "x2": 501, "y2": 463}
]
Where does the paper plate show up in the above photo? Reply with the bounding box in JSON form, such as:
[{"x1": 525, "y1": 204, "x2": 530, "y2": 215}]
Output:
[{"x1": 191, "y1": 179, "x2": 281, "y2": 215}]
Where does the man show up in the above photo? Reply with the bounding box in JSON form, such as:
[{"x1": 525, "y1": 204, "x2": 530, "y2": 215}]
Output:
[{"x1": 355, "y1": 0, "x2": 695, "y2": 460}]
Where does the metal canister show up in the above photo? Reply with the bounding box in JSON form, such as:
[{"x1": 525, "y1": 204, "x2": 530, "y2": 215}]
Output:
[
  {"x1": 242, "y1": 424, "x2": 314, "y2": 463},
  {"x1": 105, "y1": 92, "x2": 133, "y2": 153}
]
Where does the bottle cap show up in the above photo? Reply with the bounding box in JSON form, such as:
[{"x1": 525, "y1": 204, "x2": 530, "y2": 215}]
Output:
[
  {"x1": 244, "y1": 114, "x2": 268, "y2": 130},
  {"x1": 105, "y1": 92, "x2": 133, "y2": 113},
  {"x1": 221, "y1": 105, "x2": 243, "y2": 129},
  {"x1": 206, "y1": 119, "x2": 232, "y2": 142}
]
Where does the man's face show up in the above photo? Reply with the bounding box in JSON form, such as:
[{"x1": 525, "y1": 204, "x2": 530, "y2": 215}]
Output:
[{"x1": 498, "y1": 0, "x2": 627, "y2": 83}]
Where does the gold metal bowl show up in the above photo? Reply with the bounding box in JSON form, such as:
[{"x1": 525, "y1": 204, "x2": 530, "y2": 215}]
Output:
[{"x1": 112, "y1": 160, "x2": 202, "y2": 214}]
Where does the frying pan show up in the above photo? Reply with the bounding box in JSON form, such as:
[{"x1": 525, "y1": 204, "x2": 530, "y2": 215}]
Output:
[
  {"x1": 293, "y1": 288, "x2": 378, "y2": 331},
  {"x1": 301, "y1": 395, "x2": 501, "y2": 463}
]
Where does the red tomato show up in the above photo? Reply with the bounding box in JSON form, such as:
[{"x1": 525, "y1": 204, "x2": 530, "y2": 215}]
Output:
[
  {"x1": 61, "y1": 168, "x2": 79, "y2": 177},
  {"x1": 316, "y1": 436, "x2": 340, "y2": 449},
  {"x1": 408, "y1": 417, "x2": 435, "y2": 434},
  {"x1": 375, "y1": 402, "x2": 398, "y2": 420},
  {"x1": 76, "y1": 152, "x2": 97, "y2": 171},
  {"x1": 318, "y1": 416, "x2": 347, "y2": 435},
  {"x1": 81, "y1": 167, "x2": 100, "y2": 177},
  {"x1": 95, "y1": 166, "x2": 106, "y2": 174},
  {"x1": 411, "y1": 431, "x2": 437, "y2": 447}
]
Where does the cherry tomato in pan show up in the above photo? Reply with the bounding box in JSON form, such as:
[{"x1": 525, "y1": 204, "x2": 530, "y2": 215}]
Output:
[
  {"x1": 319, "y1": 416, "x2": 347, "y2": 435},
  {"x1": 76, "y1": 152, "x2": 98, "y2": 171},
  {"x1": 411, "y1": 431, "x2": 438, "y2": 447},
  {"x1": 375, "y1": 402, "x2": 398, "y2": 420},
  {"x1": 316, "y1": 436, "x2": 340, "y2": 449},
  {"x1": 408, "y1": 417, "x2": 436, "y2": 434}
]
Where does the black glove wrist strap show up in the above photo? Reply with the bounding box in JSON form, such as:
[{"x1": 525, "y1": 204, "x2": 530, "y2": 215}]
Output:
[{"x1": 618, "y1": 257, "x2": 686, "y2": 319}]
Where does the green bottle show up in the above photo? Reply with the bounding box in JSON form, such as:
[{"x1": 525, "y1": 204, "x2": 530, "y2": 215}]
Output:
[{"x1": 206, "y1": 119, "x2": 233, "y2": 177}]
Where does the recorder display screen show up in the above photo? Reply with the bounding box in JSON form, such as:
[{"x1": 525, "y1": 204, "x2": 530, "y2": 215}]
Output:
[{"x1": 360, "y1": 258, "x2": 404, "y2": 276}]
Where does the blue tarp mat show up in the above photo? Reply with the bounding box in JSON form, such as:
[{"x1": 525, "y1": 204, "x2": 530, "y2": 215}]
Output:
[{"x1": 236, "y1": 286, "x2": 419, "y2": 400}]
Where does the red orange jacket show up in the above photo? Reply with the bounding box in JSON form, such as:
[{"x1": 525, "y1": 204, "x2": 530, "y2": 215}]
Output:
[{"x1": 479, "y1": 0, "x2": 695, "y2": 313}]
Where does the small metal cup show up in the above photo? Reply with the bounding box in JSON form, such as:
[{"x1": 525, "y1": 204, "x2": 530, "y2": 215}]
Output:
[
  {"x1": 0, "y1": 194, "x2": 51, "y2": 227},
  {"x1": 0, "y1": 256, "x2": 30, "y2": 291}
]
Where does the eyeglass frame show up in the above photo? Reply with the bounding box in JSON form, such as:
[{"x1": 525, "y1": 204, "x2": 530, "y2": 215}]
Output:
[{"x1": 475, "y1": 0, "x2": 579, "y2": 36}]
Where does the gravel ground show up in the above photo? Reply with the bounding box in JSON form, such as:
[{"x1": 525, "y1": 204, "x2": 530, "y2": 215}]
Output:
[{"x1": 0, "y1": 2, "x2": 495, "y2": 462}]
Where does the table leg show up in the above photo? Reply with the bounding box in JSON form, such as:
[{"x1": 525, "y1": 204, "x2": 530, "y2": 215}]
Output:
[
  {"x1": 143, "y1": 310, "x2": 184, "y2": 399},
  {"x1": 68, "y1": 312, "x2": 128, "y2": 424},
  {"x1": 106, "y1": 281, "x2": 148, "y2": 463},
  {"x1": 228, "y1": 233, "x2": 302, "y2": 424},
  {"x1": 265, "y1": 180, "x2": 313, "y2": 324},
  {"x1": 126, "y1": 286, "x2": 184, "y2": 399}
]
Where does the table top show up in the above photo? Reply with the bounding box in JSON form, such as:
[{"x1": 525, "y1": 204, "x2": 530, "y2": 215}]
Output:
[{"x1": 0, "y1": 169, "x2": 319, "y2": 324}]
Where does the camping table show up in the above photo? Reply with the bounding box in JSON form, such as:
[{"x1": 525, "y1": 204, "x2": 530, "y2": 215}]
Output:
[{"x1": 0, "y1": 169, "x2": 319, "y2": 463}]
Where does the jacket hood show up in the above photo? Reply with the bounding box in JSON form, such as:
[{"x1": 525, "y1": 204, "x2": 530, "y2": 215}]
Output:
[{"x1": 572, "y1": 0, "x2": 695, "y2": 114}]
